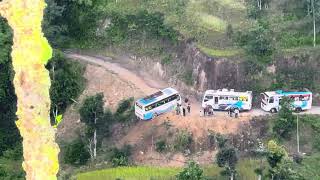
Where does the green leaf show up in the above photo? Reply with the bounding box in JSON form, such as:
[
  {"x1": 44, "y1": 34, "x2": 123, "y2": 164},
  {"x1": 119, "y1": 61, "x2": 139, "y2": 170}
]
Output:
[{"x1": 54, "y1": 114, "x2": 63, "y2": 128}]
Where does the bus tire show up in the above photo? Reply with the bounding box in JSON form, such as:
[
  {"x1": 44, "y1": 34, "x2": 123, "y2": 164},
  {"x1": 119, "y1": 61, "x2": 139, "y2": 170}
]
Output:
[
  {"x1": 295, "y1": 107, "x2": 302, "y2": 113},
  {"x1": 152, "y1": 113, "x2": 158, "y2": 119},
  {"x1": 270, "y1": 108, "x2": 277, "y2": 113}
]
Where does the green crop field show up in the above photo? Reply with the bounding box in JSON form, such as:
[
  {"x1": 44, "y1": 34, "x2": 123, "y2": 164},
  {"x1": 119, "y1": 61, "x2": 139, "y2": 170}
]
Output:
[
  {"x1": 76, "y1": 159, "x2": 263, "y2": 180},
  {"x1": 77, "y1": 166, "x2": 180, "y2": 180}
]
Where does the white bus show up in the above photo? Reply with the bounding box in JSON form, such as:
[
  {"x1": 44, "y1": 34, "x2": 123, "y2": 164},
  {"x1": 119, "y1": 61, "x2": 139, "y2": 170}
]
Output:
[
  {"x1": 135, "y1": 87, "x2": 182, "y2": 120},
  {"x1": 202, "y1": 89, "x2": 252, "y2": 111},
  {"x1": 261, "y1": 90, "x2": 312, "y2": 113}
]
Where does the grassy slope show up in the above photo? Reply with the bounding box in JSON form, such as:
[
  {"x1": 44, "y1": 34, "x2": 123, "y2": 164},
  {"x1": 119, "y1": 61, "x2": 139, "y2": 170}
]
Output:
[{"x1": 104, "y1": 0, "x2": 247, "y2": 56}]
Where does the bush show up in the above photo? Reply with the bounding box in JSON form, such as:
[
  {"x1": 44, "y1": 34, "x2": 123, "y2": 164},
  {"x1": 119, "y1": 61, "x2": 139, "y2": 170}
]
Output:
[
  {"x1": 64, "y1": 139, "x2": 90, "y2": 166},
  {"x1": 161, "y1": 54, "x2": 172, "y2": 65},
  {"x1": 216, "y1": 133, "x2": 228, "y2": 149},
  {"x1": 176, "y1": 161, "x2": 204, "y2": 180},
  {"x1": 2, "y1": 145, "x2": 22, "y2": 161},
  {"x1": 115, "y1": 97, "x2": 135, "y2": 122},
  {"x1": 312, "y1": 134, "x2": 320, "y2": 151},
  {"x1": 155, "y1": 139, "x2": 167, "y2": 153},
  {"x1": 174, "y1": 130, "x2": 193, "y2": 152},
  {"x1": 107, "y1": 145, "x2": 132, "y2": 167}
]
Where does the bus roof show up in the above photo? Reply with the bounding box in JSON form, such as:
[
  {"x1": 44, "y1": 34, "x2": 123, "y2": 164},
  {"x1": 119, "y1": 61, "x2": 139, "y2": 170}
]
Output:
[
  {"x1": 204, "y1": 89, "x2": 252, "y2": 96},
  {"x1": 137, "y1": 87, "x2": 179, "y2": 106},
  {"x1": 264, "y1": 90, "x2": 312, "y2": 97}
]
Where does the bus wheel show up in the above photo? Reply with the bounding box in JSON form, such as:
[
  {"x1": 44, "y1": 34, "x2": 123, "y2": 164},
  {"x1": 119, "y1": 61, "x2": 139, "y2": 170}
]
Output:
[
  {"x1": 152, "y1": 113, "x2": 158, "y2": 119},
  {"x1": 270, "y1": 108, "x2": 277, "y2": 113},
  {"x1": 295, "y1": 108, "x2": 302, "y2": 113}
]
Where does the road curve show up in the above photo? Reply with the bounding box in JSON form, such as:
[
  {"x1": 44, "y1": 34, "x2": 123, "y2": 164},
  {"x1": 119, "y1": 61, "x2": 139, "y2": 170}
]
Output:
[{"x1": 65, "y1": 52, "x2": 320, "y2": 116}]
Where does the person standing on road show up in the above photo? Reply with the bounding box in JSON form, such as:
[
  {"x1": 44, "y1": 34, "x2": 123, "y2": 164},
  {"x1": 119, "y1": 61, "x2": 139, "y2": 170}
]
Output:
[
  {"x1": 187, "y1": 103, "x2": 191, "y2": 114},
  {"x1": 176, "y1": 103, "x2": 181, "y2": 115},
  {"x1": 229, "y1": 106, "x2": 233, "y2": 117},
  {"x1": 182, "y1": 106, "x2": 186, "y2": 117}
]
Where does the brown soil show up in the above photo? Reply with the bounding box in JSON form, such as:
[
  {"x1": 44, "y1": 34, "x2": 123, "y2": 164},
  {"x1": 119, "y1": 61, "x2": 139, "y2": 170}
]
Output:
[{"x1": 58, "y1": 53, "x2": 263, "y2": 167}]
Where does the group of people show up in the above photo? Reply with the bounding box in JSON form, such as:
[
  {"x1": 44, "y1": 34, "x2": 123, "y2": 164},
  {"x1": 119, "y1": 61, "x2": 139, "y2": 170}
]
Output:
[
  {"x1": 201, "y1": 105, "x2": 239, "y2": 118},
  {"x1": 176, "y1": 98, "x2": 191, "y2": 116}
]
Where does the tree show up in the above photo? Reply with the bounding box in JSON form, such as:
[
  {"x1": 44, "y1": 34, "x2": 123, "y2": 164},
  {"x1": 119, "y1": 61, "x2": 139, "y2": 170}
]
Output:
[
  {"x1": 46, "y1": 50, "x2": 85, "y2": 121},
  {"x1": 0, "y1": 0, "x2": 60, "y2": 179},
  {"x1": 43, "y1": 0, "x2": 67, "y2": 47},
  {"x1": 216, "y1": 147, "x2": 238, "y2": 180},
  {"x1": 272, "y1": 160, "x2": 305, "y2": 180},
  {"x1": 273, "y1": 96, "x2": 295, "y2": 139},
  {"x1": 53, "y1": 0, "x2": 104, "y2": 42},
  {"x1": 237, "y1": 20, "x2": 274, "y2": 63},
  {"x1": 176, "y1": 161, "x2": 204, "y2": 180},
  {"x1": 252, "y1": 140, "x2": 268, "y2": 180},
  {"x1": 266, "y1": 140, "x2": 287, "y2": 180},
  {"x1": 79, "y1": 93, "x2": 105, "y2": 160}
]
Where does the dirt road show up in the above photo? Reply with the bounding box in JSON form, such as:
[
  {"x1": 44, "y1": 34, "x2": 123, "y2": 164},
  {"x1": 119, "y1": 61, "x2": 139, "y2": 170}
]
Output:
[{"x1": 65, "y1": 53, "x2": 320, "y2": 138}]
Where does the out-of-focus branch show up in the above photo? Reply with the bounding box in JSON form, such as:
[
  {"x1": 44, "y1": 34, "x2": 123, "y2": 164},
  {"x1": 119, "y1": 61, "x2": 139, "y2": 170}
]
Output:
[{"x1": 0, "y1": 0, "x2": 9, "y2": 16}]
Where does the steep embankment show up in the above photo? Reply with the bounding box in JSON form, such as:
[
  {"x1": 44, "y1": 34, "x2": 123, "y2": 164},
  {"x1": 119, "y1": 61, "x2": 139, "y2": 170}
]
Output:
[{"x1": 63, "y1": 52, "x2": 320, "y2": 167}]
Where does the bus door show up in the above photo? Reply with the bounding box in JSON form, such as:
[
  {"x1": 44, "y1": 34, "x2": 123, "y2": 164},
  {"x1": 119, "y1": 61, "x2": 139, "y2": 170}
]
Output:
[{"x1": 214, "y1": 97, "x2": 218, "y2": 104}]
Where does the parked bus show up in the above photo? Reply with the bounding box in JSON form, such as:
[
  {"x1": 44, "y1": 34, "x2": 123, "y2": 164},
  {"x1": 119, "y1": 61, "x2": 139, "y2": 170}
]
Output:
[
  {"x1": 135, "y1": 87, "x2": 182, "y2": 120},
  {"x1": 261, "y1": 90, "x2": 312, "y2": 113},
  {"x1": 202, "y1": 89, "x2": 253, "y2": 111}
]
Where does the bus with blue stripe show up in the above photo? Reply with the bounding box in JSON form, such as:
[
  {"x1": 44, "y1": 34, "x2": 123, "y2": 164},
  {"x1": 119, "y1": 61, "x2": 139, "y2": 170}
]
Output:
[
  {"x1": 202, "y1": 89, "x2": 252, "y2": 111},
  {"x1": 261, "y1": 90, "x2": 312, "y2": 113},
  {"x1": 135, "y1": 87, "x2": 182, "y2": 120}
]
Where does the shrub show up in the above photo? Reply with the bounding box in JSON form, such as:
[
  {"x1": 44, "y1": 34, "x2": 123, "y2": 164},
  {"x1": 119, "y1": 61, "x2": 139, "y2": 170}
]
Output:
[
  {"x1": 312, "y1": 134, "x2": 320, "y2": 151},
  {"x1": 115, "y1": 97, "x2": 135, "y2": 122},
  {"x1": 64, "y1": 139, "x2": 90, "y2": 166},
  {"x1": 176, "y1": 161, "x2": 204, "y2": 180},
  {"x1": 216, "y1": 133, "x2": 228, "y2": 149},
  {"x1": 161, "y1": 54, "x2": 172, "y2": 65},
  {"x1": 155, "y1": 139, "x2": 167, "y2": 153},
  {"x1": 216, "y1": 147, "x2": 238, "y2": 179},
  {"x1": 107, "y1": 145, "x2": 132, "y2": 167},
  {"x1": 174, "y1": 130, "x2": 193, "y2": 152}
]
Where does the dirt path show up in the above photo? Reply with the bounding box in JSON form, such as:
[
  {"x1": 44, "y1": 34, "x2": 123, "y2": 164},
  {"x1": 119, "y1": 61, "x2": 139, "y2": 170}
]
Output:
[
  {"x1": 65, "y1": 52, "x2": 320, "y2": 142},
  {"x1": 63, "y1": 52, "x2": 320, "y2": 167}
]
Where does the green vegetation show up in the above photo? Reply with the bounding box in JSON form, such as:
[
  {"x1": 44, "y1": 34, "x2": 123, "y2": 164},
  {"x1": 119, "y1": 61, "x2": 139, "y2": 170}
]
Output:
[
  {"x1": 198, "y1": 45, "x2": 242, "y2": 57},
  {"x1": 106, "y1": 145, "x2": 132, "y2": 167},
  {"x1": 76, "y1": 159, "x2": 269, "y2": 180},
  {"x1": 155, "y1": 139, "x2": 167, "y2": 153},
  {"x1": 77, "y1": 166, "x2": 180, "y2": 180},
  {"x1": 173, "y1": 130, "x2": 193, "y2": 152},
  {"x1": 46, "y1": 50, "x2": 86, "y2": 120},
  {"x1": 273, "y1": 97, "x2": 295, "y2": 139},
  {"x1": 114, "y1": 97, "x2": 135, "y2": 122},
  {"x1": 64, "y1": 139, "x2": 90, "y2": 166},
  {"x1": 176, "y1": 161, "x2": 204, "y2": 180}
]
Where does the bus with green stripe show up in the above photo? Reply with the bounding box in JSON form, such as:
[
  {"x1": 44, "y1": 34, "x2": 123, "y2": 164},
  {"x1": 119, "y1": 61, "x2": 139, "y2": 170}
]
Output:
[{"x1": 135, "y1": 88, "x2": 182, "y2": 120}]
